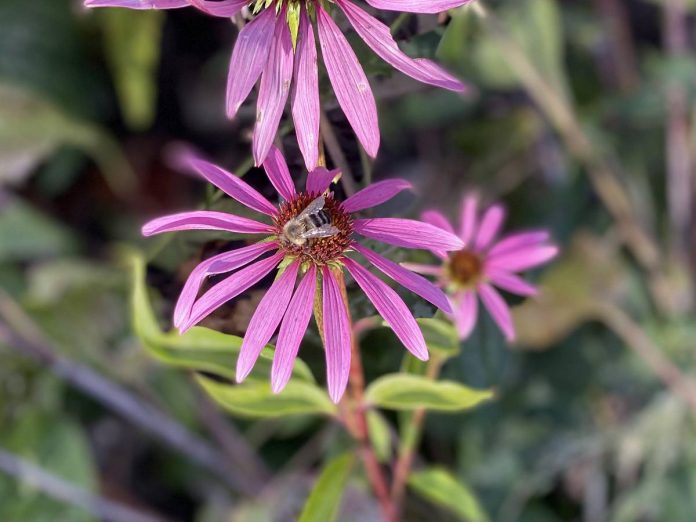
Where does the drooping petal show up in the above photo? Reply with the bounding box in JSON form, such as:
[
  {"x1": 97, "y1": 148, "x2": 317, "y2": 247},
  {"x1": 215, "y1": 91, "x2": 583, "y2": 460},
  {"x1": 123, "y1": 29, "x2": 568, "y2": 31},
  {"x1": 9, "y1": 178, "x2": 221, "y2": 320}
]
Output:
[
  {"x1": 460, "y1": 194, "x2": 478, "y2": 246},
  {"x1": 262, "y1": 146, "x2": 296, "y2": 201},
  {"x1": 474, "y1": 204, "x2": 506, "y2": 251},
  {"x1": 343, "y1": 258, "x2": 428, "y2": 361},
  {"x1": 486, "y1": 245, "x2": 559, "y2": 273},
  {"x1": 84, "y1": 0, "x2": 188, "y2": 8},
  {"x1": 173, "y1": 242, "x2": 278, "y2": 328},
  {"x1": 181, "y1": 152, "x2": 277, "y2": 216},
  {"x1": 365, "y1": 0, "x2": 474, "y2": 14},
  {"x1": 353, "y1": 218, "x2": 464, "y2": 251},
  {"x1": 353, "y1": 243, "x2": 451, "y2": 313},
  {"x1": 341, "y1": 179, "x2": 412, "y2": 214},
  {"x1": 253, "y1": 15, "x2": 295, "y2": 166},
  {"x1": 271, "y1": 266, "x2": 317, "y2": 394},
  {"x1": 316, "y1": 5, "x2": 379, "y2": 157},
  {"x1": 291, "y1": 7, "x2": 321, "y2": 170},
  {"x1": 337, "y1": 0, "x2": 467, "y2": 92},
  {"x1": 321, "y1": 267, "x2": 352, "y2": 403},
  {"x1": 181, "y1": 252, "x2": 284, "y2": 332},
  {"x1": 453, "y1": 291, "x2": 478, "y2": 340},
  {"x1": 478, "y1": 283, "x2": 515, "y2": 342},
  {"x1": 226, "y1": 8, "x2": 276, "y2": 120},
  {"x1": 190, "y1": 0, "x2": 247, "y2": 17},
  {"x1": 306, "y1": 167, "x2": 340, "y2": 194},
  {"x1": 142, "y1": 211, "x2": 273, "y2": 236},
  {"x1": 486, "y1": 269, "x2": 538, "y2": 297},
  {"x1": 488, "y1": 231, "x2": 551, "y2": 258},
  {"x1": 236, "y1": 261, "x2": 300, "y2": 382},
  {"x1": 421, "y1": 210, "x2": 455, "y2": 234}
]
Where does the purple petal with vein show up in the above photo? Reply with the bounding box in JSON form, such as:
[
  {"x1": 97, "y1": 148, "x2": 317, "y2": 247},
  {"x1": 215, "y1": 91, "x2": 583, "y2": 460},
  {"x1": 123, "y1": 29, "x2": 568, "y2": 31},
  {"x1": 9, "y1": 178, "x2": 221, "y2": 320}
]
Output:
[
  {"x1": 190, "y1": 0, "x2": 247, "y2": 17},
  {"x1": 306, "y1": 168, "x2": 340, "y2": 194},
  {"x1": 253, "y1": 15, "x2": 294, "y2": 166},
  {"x1": 337, "y1": 0, "x2": 466, "y2": 92},
  {"x1": 365, "y1": 0, "x2": 474, "y2": 14},
  {"x1": 460, "y1": 194, "x2": 478, "y2": 245},
  {"x1": 181, "y1": 252, "x2": 284, "y2": 332},
  {"x1": 344, "y1": 258, "x2": 428, "y2": 361},
  {"x1": 317, "y1": 5, "x2": 379, "y2": 157},
  {"x1": 236, "y1": 261, "x2": 300, "y2": 382},
  {"x1": 399, "y1": 262, "x2": 443, "y2": 277},
  {"x1": 341, "y1": 179, "x2": 412, "y2": 213},
  {"x1": 181, "y1": 152, "x2": 277, "y2": 216},
  {"x1": 486, "y1": 245, "x2": 559, "y2": 273},
  {"x1": 84, "y1": 0, "x2": 188, "y2": 8},
  {"x1": 488, "y1": 231, "x2": 551, "y2": 258},
  {"x1": 353, "y1": 243, "x2": 451, "y2": 312},
  {"x1": 486, "y1": 269, "x2": 538, "y2": 297},
  {"x1": 292, "y1": 8, "x2": 321, "y2": 170},
  {"x1": 272, "y1": 266, "x2": 317, "y2": 394},
  {"x1": 478, "y1": 283, "x2": 515, "y2": 342},
  {"x1": 474, "y1": 204, "x2": 506, "y2": 251},
  {"x1": 454, "y1": 291, "x2": 477, "y2": 340},
  {"x1": 173, "y1": 242, "x2": 278, "y2": 328},
  {"x1": 142, "y1": 211, "x2": 273, "y2": 236},
  {"x1": 354, "y1": 218, "x2": 464, "y2": 251},
  {"x1": 262, "y1": 146, "x2": 296, "y2": 201},
  {"x1": 226, "y1": 8, "x2": 275, "y2": 119},
  {"x1": 321, "y1": 267, "x2": 352, "y2": 403}
]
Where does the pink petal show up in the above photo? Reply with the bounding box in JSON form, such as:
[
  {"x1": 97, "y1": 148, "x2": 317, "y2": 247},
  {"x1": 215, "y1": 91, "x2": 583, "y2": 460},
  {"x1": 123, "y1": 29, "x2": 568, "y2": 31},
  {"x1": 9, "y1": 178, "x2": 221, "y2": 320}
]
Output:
[
  {"x1": 316, "y1": 5, "x2": 379, "y2": 157},
  {"x1": 488, "y1": 231, "x2": 551, "y2": 257},
  {"x1": 291, "y1": 7, "x2": 321, "y2": 171},
  {"x1": 421, "y1": 210, "x2": 455, "y2": 234},
  {"x1": 306, "y1": 167, "x2": 341, "y2": 194},
  {"x1": 474, "y1": 204, "x2": 506, "y2": 251},
  {"x1": 180, "y1": 252, "x2": 284, "y2": 332},
  {"x1": 253, "y1": 14, "x2": 295, "y2": 166},
  {"x1": 486, "y1": 245, "x2": 559, "y2": 273},
  {"x1": 262, "y1": 146, "x2": 296, "y2": 201},
  {"x1": 486, "y1": 269, "x2": 538, "y2": 297},
  {"x1": 272, "y1": 266, "x2": 317, "y2": 394},
  {"x1": 337, "y1": 0, "x2": 467, "y2": 92},
  {"x1": 84, "y1": 0, "x2": 188, "y2": 8},
  {"x1": 460, "y1": 194, "x2": 478, "y2": 246},
  {"x1": 365, "y1": 0, "x2": 475, "y2": 14},
  {"x1": 236, "y1": 261, "x2": 300, "y2": 382},
  {"x1": 478, "y1": 283, "x2": 515, "y2": 342},
  {"x1": 189, "y1": 0, "x2": 247, "y2": 17},
  {"x1": 142, "y1": 211, "x2": 273, "y2": 236},
  {"x1": 399, "y1": 262, "x2": 444, "y2": 277},
  {"x1": 353, "y1": 243, "x2": 451, "y2": 313},
  {"x1": 353, "y1": 218, "x2": 464, "y2": 251},
  {"x1": 180, "y1": 152, "x2": 277, "y2": 216},
  {"x1": 343, "y1": 258, "x2": 428, "y2": 361},
  {"x1": 173, "y1": 242, "x2": 278, "y2": 329},
  {"x1": 341, "y1": 179, "x2": 413, "y2": 213},
  {"x1": 453, "y1": 291, "x2": 478, "y2": 340},
  {"x1": 321, "y1": 267, "x2": 353, "y2": 403},
  {"x1": 226, "y1": 8, "x2": 276, "y2": 120}
]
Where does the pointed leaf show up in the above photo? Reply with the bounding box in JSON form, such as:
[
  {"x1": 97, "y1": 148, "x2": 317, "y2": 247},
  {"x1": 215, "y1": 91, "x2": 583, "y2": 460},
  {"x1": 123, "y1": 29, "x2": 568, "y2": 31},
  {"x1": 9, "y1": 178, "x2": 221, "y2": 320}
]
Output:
[
  {"x1": 409, "y1": 467, "x2": 490, "y2": 522},
  {"x1": 299, "y1": 453, "x2": 354, "y2": 522}
]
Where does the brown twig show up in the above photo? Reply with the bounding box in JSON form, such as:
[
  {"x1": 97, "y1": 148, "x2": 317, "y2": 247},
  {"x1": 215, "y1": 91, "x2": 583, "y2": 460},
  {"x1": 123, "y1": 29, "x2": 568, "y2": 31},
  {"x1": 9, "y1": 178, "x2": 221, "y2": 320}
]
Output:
[{"x1": 320, "y1": 109, "x2": 358, "y2": 196}]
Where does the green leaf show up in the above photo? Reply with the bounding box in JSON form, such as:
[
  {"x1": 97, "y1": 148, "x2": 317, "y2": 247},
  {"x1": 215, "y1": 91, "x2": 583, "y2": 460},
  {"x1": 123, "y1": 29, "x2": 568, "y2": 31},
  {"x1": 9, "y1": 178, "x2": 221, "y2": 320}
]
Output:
[
  {"x1": 367, "y1": 410, "x2": 392, "y2": 463},
  {"x1": 101, "y1": 9, "x2": 163, "y2": 130},
  {"x1": 417, "y1": 317, "x2": 460, "y2": 358},
  {"x1": 409, "y1": 467, "x2": 489, "y2": 522},
  {"x1": 127, "y1": 251, "x2": 315, "y2": 383},
  {"x1": 197, "y1": 375, "x2": 337, "y2": 418},
  {"x1": 365, "y1": 375, "x2": 493, "y2": 412},
  {"x1": 299, "y1": 453, "x2": 354, "y2": 522}
]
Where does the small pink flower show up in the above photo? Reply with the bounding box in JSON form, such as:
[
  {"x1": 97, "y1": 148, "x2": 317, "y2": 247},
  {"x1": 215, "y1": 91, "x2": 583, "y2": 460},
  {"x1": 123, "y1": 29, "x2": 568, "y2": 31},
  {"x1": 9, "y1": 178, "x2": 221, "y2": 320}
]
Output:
[
  {"x1": 406, "y1": 194, "x2": 558, "y2": 342},
  {"x1": 84, "y1": 0, "x2": 471, "y2": 169},
  {"x1": 142, "y1": 146, "x2": 463, "y2": 402}
]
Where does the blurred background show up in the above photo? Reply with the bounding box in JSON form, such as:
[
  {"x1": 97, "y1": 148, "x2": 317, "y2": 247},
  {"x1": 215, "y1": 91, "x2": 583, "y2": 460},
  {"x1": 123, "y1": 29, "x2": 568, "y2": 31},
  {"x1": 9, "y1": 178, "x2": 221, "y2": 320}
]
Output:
[{"x1": 1, "y1": 0, "x2": 696, "y2": 520}]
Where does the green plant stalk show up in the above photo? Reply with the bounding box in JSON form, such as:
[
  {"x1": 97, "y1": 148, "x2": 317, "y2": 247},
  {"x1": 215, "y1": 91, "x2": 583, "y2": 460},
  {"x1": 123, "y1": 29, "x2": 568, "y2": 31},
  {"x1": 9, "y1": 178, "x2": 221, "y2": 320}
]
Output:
[{"x1": 390, "y1": 354, "x2": 444, "y2": 515}]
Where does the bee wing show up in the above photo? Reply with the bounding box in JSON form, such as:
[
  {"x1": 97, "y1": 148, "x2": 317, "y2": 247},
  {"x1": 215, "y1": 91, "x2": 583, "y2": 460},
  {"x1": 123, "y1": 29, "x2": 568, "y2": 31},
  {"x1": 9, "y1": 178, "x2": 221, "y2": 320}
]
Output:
[
  {"x1": 296, "y1": 195, "x2": 326, "y2": 219},
  {"x1": 300, "y1": 224, "x2": 340, "y2": 240}
]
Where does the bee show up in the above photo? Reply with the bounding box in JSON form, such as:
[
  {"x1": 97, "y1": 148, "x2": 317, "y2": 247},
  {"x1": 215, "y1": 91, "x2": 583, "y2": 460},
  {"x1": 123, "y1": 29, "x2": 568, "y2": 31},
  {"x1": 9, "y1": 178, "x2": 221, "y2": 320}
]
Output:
[{"x1": 282, "y1": 195, "x2": 340, "y2": 247}]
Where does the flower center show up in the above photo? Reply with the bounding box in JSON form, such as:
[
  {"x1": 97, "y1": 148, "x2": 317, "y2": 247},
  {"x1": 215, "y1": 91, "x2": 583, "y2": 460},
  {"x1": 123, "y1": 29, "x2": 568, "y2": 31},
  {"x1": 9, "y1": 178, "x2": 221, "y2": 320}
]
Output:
[
  {"x1": 274, "y1": 192, "x2": 353, "y2": 265},
  {"x1": 447, "y1": 249, "x2": 483, "y2": 287}
]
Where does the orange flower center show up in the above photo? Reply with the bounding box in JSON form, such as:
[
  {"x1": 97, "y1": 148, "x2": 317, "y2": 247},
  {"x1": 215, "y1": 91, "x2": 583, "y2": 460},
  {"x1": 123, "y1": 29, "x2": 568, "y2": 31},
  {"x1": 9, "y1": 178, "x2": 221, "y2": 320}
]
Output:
[{"x1": 447, "y1": 249, "x2": 483, "y2": 287}]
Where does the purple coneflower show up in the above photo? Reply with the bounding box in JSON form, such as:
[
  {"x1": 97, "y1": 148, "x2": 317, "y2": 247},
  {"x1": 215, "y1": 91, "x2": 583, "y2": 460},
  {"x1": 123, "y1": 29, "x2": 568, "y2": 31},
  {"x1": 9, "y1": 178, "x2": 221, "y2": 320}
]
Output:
[
  {"x1": 406, "y1": 194, "x2": 558, "y2": 342},
  {"x1": 84, "y1": 0, "x2": 471, "y2": 169},
  {"x1": 142, "y1": 146, "x2": 463, "y2": 402}
]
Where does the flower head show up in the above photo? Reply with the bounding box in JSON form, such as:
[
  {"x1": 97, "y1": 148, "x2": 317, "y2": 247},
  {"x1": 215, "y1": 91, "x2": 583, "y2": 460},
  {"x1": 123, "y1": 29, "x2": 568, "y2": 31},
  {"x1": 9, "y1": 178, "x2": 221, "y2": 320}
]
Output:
[
  {"x1": 84, "y1": 0, "x2": 471, "y2": 169},
  {"x1": 406, "y1": 194, "x2": 558, "y2": 342},
  {"x1": 142, "y1": 146, "x2": 463, "y2": 402}
]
